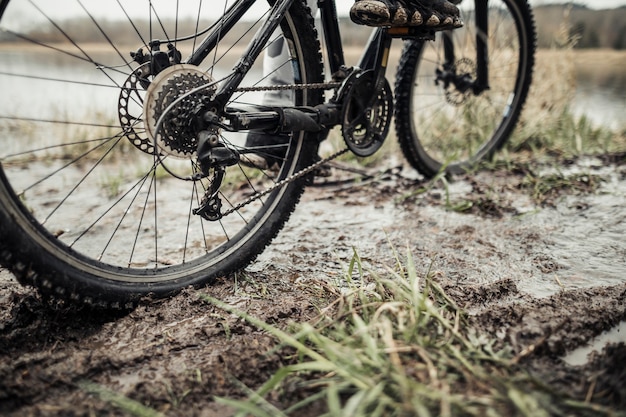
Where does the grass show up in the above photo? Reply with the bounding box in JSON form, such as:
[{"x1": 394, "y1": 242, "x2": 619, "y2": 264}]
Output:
[
  {"x1": 201, "y1": 249, "x2": 617, "y2": 417},
  {"x1": 50, "y1": 24, "x2": 626, "y2": 417},
  {"x1": 326, "y1": 41, "x2": 625, "y2": 184},
  {"x1": 504, "y1": 28, "x2": 626, "y2": 162},
  {"x1": 99, "y1": 172, "x2": 125, "y2": 199},
  {"x1": 396, "y1": 163, "x2": 477, "y2": 213},
  {"x1": 520, "y1": 169, "x2": 604, "y2": 206},
  {"x1": 507, "y1": 108, "x2": 623, "y2": 160},
  {"x1": 79, "y1": 381, "x2": 166, "y2": 417}
]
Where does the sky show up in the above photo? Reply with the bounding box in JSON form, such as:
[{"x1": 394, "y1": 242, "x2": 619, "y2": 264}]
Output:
[
  {"x1": 538, "y1": 0, "x2": 625, "y2": 7},
  {"x1": 3, "y1": 0, "x2": 626, "y2": 27},
  {"x1": 530, "y1": 0, "x2": 624, "y2": 7}
]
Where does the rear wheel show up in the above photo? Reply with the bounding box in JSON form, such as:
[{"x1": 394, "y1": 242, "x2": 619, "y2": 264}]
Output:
[
  {"x1": 394, "y1": 0, "x2": 535, "y2": 178},
  {"x1": 0, "y1": 0, "x2": 323, "y2": 307}
]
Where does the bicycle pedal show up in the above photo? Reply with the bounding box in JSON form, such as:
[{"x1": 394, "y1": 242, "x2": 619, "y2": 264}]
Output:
[{"x1": 387, "y1": 27, "x2": 436, "y2": 40}]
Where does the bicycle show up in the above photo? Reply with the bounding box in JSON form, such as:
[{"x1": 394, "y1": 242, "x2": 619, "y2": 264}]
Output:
[{"x1": 0, "y1": 0, "x2": 535, "y2": 308}]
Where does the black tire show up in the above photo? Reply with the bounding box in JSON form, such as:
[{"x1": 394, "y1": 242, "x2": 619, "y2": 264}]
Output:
[
  {"x1": 394, "y1": 0, "x2": 535, "y2": 178},
  {"x1": 0, "y1": 0, "x2": 323, "y2": 308}
]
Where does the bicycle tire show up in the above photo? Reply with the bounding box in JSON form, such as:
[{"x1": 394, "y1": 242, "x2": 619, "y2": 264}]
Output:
[
  {"x1": 0, "y1": 0, "x2": 323, "y2": 308},
  {"x1": 394, "y1": 0, "x2": 536, "y2": 178}
]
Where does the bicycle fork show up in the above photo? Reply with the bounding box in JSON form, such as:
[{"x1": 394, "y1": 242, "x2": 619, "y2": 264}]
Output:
[{"x1": 436, "y1": 0, "x2": 490, "y2": 95}]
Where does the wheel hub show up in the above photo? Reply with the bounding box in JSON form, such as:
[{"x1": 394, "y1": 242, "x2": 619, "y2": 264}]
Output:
[{"x1": 440, "y1": 58, "x2": 477, "y2": 106}]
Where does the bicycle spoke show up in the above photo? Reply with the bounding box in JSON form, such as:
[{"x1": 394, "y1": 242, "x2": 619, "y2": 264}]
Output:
[
  {"x1": 129, "y1": 172, "x2": 156, "y2": 268},
  {"x1": 395, "y1": 0, "x2": 533, "y2": 177},
  {"x1": 42, "y1": 134, "x2": 125, "y2": 224},
  {"x1": 115, "y1": 0, "x2": 149, "y2": 48},
  {"x1": 77, "y1": 0, "x2": 134, "y2": 72},
  {"x1": 192, "y1": 0, "x2": 206, "y2": 56},
  {"x1": 95, "y1": 171, "x2": 153, "y2": 260},
  {"x1": 0, "y1": 0, "x2": 323, "y2": 304}
]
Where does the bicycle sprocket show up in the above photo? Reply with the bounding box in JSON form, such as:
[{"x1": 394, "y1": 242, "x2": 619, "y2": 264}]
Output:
[
  {"x1": 341, "y1": 70, "x2": 392, "y2": 157},
  {"x1": 143, "y1": 64, "x2": 218, "y2": 158}
]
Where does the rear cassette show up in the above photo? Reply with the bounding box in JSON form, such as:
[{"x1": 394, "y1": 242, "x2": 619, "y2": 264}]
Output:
[{"x1": 143, "y1": 64, "x2": 217, "y2": 158}]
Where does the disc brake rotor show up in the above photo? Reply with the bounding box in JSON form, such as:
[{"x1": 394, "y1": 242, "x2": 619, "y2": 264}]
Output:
[
  {"x1": 118, "y1": 63, "x2": 154, "y2": 154},
  {"x1": 445, "y1": 58, "x2": 477, "y2": 106}
]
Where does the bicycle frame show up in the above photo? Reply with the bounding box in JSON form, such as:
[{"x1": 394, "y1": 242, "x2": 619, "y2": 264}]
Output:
[
  {"x1": 440, "y1": 0, "x2": 489, "y2": 94},
  {"x1": 171, "y1": 0, "x2": 395, "y2": 135},
  {"x1": 176, "y1": 0, "x2": 490, "y2": 137},
  {"x1": 0, "y1": 0, "x2": 533, "y2": 306}
]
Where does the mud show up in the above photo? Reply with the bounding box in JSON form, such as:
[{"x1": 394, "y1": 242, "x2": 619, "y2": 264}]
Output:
[{"x1": 1, "y1": 154, "x2": 625, "y2": 416}]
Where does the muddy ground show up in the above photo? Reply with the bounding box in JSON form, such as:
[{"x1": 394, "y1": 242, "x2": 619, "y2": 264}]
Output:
[{"x1": 1, "y1": 153, "x2": 625, "y2": 416}]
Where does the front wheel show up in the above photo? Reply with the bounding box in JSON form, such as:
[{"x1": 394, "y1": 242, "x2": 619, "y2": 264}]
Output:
[
  {"x1": 0, "y1": 0, "x2": 323, "y2": 308},
  {"x1": 394, "y1": 0, "x2": 536, "y2": 178}
]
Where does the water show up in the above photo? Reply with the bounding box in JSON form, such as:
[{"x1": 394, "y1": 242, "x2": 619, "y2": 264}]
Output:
[
  {"x1": 0, "y1": 50, "x2": 626, "y2": 125},
  {"x1": 527, "y1": 161, "x2": 626, "y2": 295},
  {"x1": 564, "y1": 321, "x2": 626, "y2": 366},
  {"x1": 0, "y1": 49, "x2": 121, "y2": 120},
  {"x1": 572, "y1": 83, "x2": 626, "y2": 131},
  {"x1": 571, "y1": 52, "x2": 626, "y2": 131},
  {"x1": 0, "y1": 49, "x2": 624, "y2": 131},
  {"x1": 0, "y1": 48, "x2": 264, "y2": 157},
  {"x1": 0, "y1": 50, "x2": 256, "y2": 116}
]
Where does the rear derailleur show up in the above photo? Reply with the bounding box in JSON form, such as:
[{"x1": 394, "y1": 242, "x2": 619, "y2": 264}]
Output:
[
  {"x1": 131, "y1": 42, "x2": 241, "y2": 221},
  {"x1": 192, "y1": 130, "x2": 240, "y2": 221}
]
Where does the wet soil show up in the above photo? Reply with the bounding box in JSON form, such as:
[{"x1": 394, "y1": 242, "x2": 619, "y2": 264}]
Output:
[{"x1": 1, "y1": 153, "x2": 625, "y2": 416}]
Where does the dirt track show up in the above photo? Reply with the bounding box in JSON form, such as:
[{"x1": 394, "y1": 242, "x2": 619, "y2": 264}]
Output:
[{"x1": 1, "y1": 155, "x2": 625, "y2": 416}]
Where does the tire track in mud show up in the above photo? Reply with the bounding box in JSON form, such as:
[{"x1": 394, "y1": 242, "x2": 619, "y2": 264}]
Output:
[{"x1": 1, "y1": 156, "x2": 625, "y2": 415}]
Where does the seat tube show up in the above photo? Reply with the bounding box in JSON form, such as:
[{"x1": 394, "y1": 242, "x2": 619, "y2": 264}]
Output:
[
  {"x1": 0, "y1": 0, "x2": 9, "y2": 16},
  {"x1": 475, "y1": 0, "x2": 489, "y2": 89},
  {"x1": 318, "y1": 0, "x2": 345, "y2": 74}
]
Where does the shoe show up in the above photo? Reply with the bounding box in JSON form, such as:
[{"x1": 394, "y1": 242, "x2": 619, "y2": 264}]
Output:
[
  {"x1": 241, "y1": 131, "x2": 290, "y2": 170},
  {"x1": 350, "y1": 0, "x2": 463, "y2": 29}
]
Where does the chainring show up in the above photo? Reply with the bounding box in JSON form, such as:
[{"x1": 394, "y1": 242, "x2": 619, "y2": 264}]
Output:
[{"x1": 341, "y1": 70, "x2": 392, "y2": 157}]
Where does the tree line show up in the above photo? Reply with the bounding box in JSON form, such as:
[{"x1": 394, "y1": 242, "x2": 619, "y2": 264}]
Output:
[{"x1": 533, "y1": 4, "x2": 626, "y2": 49}]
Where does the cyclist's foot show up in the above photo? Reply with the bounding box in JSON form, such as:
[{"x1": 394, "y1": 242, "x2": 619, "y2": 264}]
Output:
[
  {"x1": 350, "y1": 0, "x2": 463, "y2": 29},
  {"x1": 241, "y1": 131, "x2": 289, "y2": 171}
]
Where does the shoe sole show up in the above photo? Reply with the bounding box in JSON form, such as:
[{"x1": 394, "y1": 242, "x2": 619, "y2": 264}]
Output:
[{"x1": 350, "y1": 2, "x2": 463, "y2": 29}]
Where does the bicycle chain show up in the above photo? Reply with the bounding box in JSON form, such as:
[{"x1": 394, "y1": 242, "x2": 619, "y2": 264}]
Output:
[
  {"x1": 234, "y1": 81, "x2": 341, "y2": 93},
  {"x1": 222, "y1": 148, "x2": 349, "y2": 217},
  {"x1": 215, "y1": 81, "x2": 346, "y2": 218}
]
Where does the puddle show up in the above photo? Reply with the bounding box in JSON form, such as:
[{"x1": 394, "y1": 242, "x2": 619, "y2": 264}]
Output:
[
  {"x1": 563, "y1": 321, "x2": 626, "y2": 366},
  {"x1": 522, "y1": 164, "x2": 626, "y2": 295},
  {"x1": 246, "y1": 159, "x2": 626, "y2": 299}
]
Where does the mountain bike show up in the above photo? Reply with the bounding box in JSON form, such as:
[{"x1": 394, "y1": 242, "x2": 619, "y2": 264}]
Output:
[{"x1": 0, "y1": 0, "x2": 535, "y2": 308}]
